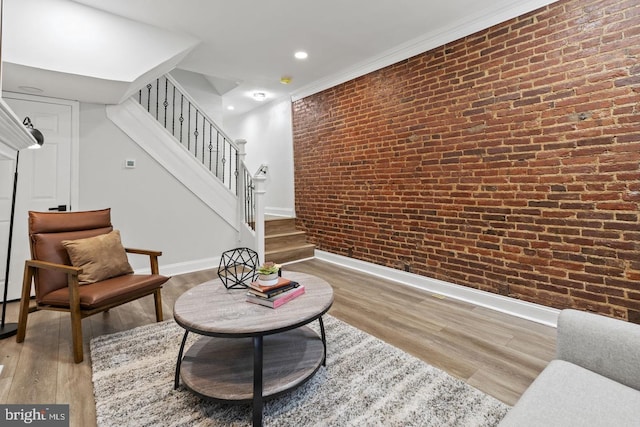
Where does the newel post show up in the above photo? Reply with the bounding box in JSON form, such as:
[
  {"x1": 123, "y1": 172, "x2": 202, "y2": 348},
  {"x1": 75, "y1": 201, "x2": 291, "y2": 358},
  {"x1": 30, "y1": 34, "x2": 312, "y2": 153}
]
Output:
[
  {"x1": 253, "y1": 173, "x2": 267, "y2": 264},
  {"x1": 236, "y1": 139, "x2": 247, "y2": 163},
  {"x1": 235, "y1": 138, "x2": 247, "y2": 241}
]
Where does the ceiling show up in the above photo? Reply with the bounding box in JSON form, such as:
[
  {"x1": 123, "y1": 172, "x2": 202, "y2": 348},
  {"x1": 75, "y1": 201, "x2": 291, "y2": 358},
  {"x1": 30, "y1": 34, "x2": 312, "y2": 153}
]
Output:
[{"x1": 2, "y1": 0, "x2": 557, "y2": 120}]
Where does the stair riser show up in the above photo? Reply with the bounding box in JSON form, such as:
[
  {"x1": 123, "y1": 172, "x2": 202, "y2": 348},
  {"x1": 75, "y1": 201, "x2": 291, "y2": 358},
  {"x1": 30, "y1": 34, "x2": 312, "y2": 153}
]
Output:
[
  {"x1": 266, "y1": 234, "x2": 309, "y2": 250},
  {"x1": 266, "y1": 246, "x2": 315, "y2": 264},
  {"x1": 265, "y1": 218, "x2": 297, "y2": 235}
]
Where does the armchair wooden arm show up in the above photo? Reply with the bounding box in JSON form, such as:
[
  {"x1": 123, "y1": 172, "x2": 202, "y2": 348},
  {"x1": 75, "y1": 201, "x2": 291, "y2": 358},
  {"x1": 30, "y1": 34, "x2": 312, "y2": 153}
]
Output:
[
  {"x1": 125, "y1": 248, "x2": 163, "y2": 274},
  {"x1": 125, "y1": 248, "x2": 163, "y2": 257},
  {"x1": 24, "y1": 259, "x2": 82, "y2": 275}
]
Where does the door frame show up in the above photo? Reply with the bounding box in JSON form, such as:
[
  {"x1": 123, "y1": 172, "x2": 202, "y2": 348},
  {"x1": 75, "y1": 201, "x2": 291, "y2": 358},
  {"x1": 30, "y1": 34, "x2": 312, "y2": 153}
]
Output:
[
  {"x1": 2, "y1": 91, "x2": 80, "y2": 211},
  {"x1": 1, "y1": 92, "x2": 79, "y2": 300}
]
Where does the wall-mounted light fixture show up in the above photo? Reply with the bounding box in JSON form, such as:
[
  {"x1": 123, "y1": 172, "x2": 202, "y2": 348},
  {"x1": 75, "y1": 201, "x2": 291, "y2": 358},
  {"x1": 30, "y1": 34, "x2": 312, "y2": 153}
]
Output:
[{"x1": 23, "y1": 117, "x2": 44, "y2": 149}]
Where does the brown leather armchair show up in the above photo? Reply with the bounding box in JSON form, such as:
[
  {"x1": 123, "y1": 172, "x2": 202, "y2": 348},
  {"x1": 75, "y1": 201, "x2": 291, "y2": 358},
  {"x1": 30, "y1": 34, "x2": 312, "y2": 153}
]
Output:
[{"x1": 16, "y1": 208, "x2": 169, "y2": 363}]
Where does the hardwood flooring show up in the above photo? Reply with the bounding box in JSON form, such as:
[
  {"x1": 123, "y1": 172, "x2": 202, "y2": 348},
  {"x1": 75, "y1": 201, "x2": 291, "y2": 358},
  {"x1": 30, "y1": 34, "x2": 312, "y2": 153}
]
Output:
[{"x1": 0, "y1": 258, "x2": 556, "y2": 427}]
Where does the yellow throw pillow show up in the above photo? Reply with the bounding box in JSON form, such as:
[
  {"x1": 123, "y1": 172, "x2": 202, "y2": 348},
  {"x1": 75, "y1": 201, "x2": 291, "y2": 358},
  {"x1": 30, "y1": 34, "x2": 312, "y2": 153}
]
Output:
[{"x1": 62, "y1": 230, "x2": 134, "y2": 284}]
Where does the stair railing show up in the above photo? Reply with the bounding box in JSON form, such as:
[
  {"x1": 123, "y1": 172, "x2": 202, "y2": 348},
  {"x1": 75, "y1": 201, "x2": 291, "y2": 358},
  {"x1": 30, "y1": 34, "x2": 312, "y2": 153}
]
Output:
[
  {"x1": 137, "y1": 74, "x2": 239, "y2": 195},
  {"x1": 136, "y1": 75, "x2": 267, "y2": 257}
]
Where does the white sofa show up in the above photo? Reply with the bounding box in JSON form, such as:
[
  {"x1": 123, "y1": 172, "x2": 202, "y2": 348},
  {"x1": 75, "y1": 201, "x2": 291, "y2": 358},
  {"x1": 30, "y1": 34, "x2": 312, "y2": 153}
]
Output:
[{"x1": 500, "y1": 309, "x2": 640, "y2": 426}]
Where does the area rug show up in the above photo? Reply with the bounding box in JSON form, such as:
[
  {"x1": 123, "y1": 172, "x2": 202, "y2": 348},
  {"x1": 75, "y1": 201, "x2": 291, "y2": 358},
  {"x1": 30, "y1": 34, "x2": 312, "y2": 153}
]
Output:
[{"x1": 90, "y1": 315, "x2": 509, "y2": 426}]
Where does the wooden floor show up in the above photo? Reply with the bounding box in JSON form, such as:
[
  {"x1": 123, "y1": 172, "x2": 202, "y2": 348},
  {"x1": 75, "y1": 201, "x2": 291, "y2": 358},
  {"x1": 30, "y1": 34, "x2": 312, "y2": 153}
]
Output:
[{"x1": 0, "y1": 258, "x2": 556, "y2": 427}]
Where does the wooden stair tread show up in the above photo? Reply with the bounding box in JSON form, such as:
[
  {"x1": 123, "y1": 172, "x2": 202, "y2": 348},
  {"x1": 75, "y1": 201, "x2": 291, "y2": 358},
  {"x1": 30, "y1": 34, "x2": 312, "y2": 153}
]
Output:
[
  {"x1": 265, "y1": 243, "x2": 315, "y2": 252},
  {"x1": 265, "y1": 230, "x2": 306, "y2": 239}
]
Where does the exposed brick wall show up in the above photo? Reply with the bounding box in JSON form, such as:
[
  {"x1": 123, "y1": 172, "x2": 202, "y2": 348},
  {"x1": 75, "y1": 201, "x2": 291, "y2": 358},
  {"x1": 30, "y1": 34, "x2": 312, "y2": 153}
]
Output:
[{"x1": 292, "y1": 0, "x2": 640, "y2": 321}]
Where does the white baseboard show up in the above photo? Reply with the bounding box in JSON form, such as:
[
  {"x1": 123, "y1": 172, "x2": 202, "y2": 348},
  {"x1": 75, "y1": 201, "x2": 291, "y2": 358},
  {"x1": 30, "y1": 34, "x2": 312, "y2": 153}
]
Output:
[
  {"x1": 315, "y1": 250, "x2": 559, "y2": 328},
  {"x1": 136, "y1": 257, "x2": 220, "y2": 278},
  {"x1": 265, "y1": 207, "x2": 295, "y2": 218}
]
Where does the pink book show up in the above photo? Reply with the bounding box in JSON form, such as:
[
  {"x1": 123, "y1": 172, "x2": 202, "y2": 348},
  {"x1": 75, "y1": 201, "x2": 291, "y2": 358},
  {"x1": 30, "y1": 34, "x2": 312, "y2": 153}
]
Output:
[{"x1": 246, "y1": 285, "x2": 305, "y2": 308}]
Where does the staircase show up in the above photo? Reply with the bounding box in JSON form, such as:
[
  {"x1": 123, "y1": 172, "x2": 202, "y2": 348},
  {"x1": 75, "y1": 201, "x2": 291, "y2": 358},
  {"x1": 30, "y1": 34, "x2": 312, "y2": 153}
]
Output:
[
  {"x1": 264, "y1": 218, "x2": 315, "y2": 264},
  {"x1": 109, "y1": 73, "x2": 268, "y2": 261}
]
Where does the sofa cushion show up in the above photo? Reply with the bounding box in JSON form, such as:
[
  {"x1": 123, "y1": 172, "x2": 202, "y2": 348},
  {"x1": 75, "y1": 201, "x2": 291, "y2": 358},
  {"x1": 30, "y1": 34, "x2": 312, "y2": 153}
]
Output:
[
  {"x1": 557, "y1": 309, "x2": 640, "y2": 391},
  {"x1": 62, "y1": 230, "x2": 133, "y2": 284},
  {"x1": 499, "y1": 360, "x2": 640, "y2": 426}
]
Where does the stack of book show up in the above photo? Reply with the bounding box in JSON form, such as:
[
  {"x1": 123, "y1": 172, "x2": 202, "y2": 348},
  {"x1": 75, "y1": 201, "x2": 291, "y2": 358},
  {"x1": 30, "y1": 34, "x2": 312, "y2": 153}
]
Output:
[{"x1": 246, "y1": 277, "x2": 305, "y2": 308}]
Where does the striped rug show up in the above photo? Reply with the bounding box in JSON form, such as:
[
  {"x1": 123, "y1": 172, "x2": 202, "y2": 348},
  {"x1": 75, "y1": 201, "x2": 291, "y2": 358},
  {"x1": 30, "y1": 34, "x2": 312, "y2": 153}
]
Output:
[{"x1": 91, "y1": 315, "x2": 509, "y2": 426}]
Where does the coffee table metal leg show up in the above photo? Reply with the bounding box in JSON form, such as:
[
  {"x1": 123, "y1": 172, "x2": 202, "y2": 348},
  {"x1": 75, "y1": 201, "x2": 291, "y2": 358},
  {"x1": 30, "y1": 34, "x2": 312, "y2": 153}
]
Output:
[
  {"x1": 319, "y1": 316, "x2": 327, "y2": 366},
  {"x1": 253, "y1": 335, "x2": 264, "y2": 427},
  {"x1": 174, "y1": 330, "x2": 190, "y2": 389}
]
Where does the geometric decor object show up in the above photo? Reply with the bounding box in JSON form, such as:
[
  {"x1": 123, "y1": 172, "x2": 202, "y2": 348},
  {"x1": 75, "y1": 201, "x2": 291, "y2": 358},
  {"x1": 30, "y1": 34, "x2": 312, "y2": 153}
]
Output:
[{"x1": 217, "y1": 247, "x2": 259, "y2": 289}]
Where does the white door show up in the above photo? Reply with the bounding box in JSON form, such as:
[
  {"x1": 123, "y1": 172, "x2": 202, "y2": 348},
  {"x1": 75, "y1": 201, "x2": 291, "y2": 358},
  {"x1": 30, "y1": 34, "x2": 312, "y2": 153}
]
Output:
[{"x1": 1, "y1": 96, "x2": 74, "y2": 300}]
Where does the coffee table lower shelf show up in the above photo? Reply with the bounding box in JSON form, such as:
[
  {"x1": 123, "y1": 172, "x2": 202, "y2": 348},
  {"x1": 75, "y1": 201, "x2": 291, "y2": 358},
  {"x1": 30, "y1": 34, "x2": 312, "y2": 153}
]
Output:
[{"x1": 180, "y1": 326, "x2": 325, "y2": 402}]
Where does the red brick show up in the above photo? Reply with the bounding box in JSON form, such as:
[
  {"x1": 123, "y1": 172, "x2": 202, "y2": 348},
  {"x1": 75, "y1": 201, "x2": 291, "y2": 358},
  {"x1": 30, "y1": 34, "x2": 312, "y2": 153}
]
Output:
[{"x1": 292, "y1": 0, "x2": 640, "y2": 321}]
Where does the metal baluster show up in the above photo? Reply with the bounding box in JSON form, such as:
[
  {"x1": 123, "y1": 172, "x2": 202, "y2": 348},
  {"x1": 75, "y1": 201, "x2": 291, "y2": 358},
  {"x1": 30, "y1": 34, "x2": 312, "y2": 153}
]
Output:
[
  {"x1": 248, "y1": 171, "x2": 254, "y2": 227},
  {"x1": 163, "y1": 77, "x2": 169, "y2": 129},
  {"x1": 228, "y1": 141, "x2": 233, "y2": 188},
  {"x1": 187, "y1": 102, "x2": 191, "y2": 151},
  {"x1": 179, "y1": 95, "x2": 184, "y2": 143},
  {"x1": 146, "y1": 83, "x2": 152, "y2": 113},
  {"x1": 234, "y1": 149, "x2": 239, "y2": 193},
  {"x1": 221, "y1": 138, "x2": 226, "y2": 184},
  {"x1": 215, "y1": 132, "x2": 220, "y2": 178},
  {"x1": 249, "y1": 174, "x2": 255, "y2": 229},
  {"x1": 202, "y1": 118, "x2": 206, "y2": 165},
  {"x1": 155, "y1": 78, "x2": 159, "y2": 120},
  {"x1": 208, "y1": 124, "x2": 213, "y2": 171},
  {"x1": 244, "y1": 169, "x2": 248, "y2": 224},
  {"x1": 245, "y1": 170, "x2": 248, "y2": 224},
  {"x1": 194, "y1": 109, "x2": 199, "y2": 157},
  {"x1": 172, "y1": 85, "x2": 176, "y2": 137},
  {"x1": 245, "y1": 170, "x2": 249, "y2": 225}
]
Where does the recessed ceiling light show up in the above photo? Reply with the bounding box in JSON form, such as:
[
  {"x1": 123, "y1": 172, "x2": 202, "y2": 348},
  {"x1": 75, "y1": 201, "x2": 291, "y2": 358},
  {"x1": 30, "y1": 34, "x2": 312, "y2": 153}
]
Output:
[
  {"x1": 253, "y1": 92, "x2": 266, "y2": 101},
  {"x1": 227, "y1": 105, "x2": 235, "y2": 111},
  {"x1": 280, "y1": 76, "x2": 292, "y2": 84},
  {"x1": 294, "y1": 51, "x2": 308, "y2": 60}
]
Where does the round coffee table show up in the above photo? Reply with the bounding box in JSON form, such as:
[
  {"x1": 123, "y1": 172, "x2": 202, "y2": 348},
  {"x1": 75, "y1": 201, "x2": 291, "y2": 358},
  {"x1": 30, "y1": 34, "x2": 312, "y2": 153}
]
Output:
[{"x1": 173, "y1": 271, "x2": 334, "y2": 427}]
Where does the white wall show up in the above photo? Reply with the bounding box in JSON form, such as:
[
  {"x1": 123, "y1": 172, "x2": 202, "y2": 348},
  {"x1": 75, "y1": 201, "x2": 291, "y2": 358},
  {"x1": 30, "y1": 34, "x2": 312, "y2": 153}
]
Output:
[
  {"x1": 79, "y1": 103, "x2": 237, "y2": 274},
  {"x1": 169, "y1": 69, "x2": 223, "y2": 125},
  {"x1": 225, "y1": 97, "x2": 295, "y2": 217},
  {"x1": 4, "y1": 0, "x2": 198, "y2": 104}
]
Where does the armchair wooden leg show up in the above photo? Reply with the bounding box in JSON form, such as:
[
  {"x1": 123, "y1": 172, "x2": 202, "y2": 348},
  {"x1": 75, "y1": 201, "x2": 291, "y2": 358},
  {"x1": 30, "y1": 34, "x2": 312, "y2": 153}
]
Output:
[
  {"x1": 69, "y1": 305, "x2": 83, "y2": 363},
  {"x1": 154, "y1": 289, "x2": 163, "y2": 322},
  {"x1": 16, "y1": 264, "x2": 35, "y2": 343},
  {"x1": 68, "y1": 276, "x2": 83, "y2": 363}
]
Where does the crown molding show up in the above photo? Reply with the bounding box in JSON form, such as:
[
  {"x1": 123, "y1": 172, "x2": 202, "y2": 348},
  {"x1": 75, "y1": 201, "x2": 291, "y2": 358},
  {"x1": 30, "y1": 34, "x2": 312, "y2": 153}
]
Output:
[{"x1": 291, "y1": 0, "x2": 559, "y2": 101}]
